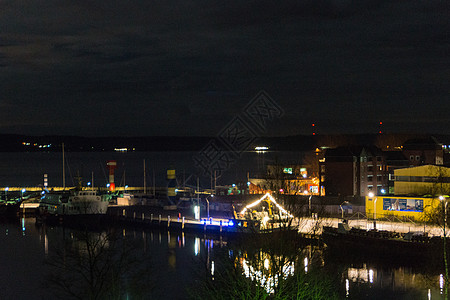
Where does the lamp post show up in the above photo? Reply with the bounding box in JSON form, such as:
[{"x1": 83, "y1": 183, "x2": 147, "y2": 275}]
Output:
[
  {"x1": 309, "y1": 195, "x2": 312, "y2": 217},
  {"x1": 368, "y1": 192, "x2": 377, "y2": 230},
  {"x1": 440, "y1": 195, "x2": 448, "y2": 298},
  {"x1": 4, "y1": 187, "x2": 8, "y2": 202},
  {"x1": 205, "y1": 195, "x2": 213, "y2": 219},
  {"x1": 340, "y1": 201, "x2": 349, "y2": 220}
]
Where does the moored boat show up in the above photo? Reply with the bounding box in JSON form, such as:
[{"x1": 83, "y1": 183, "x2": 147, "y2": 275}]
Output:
[
  {"x1": 36, "y1": 189, "x2": 109, "y2": 225},
  {"x1": 322, "y1": 220, "x2": 444, "y2": 259}
]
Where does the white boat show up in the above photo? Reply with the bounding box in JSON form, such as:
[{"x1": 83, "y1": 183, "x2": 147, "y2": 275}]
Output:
[
  {"x1": 59, "y1": 190, "x2": 109, "y2": 215},
  {"x1": 37, "y1": 190, "x2": 109, "y2": 223}
]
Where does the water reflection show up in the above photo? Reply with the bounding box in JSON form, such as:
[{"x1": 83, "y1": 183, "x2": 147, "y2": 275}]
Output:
[
  {"x1": 239, "y1": 252, "x2": 295, "y2": 294},
  {"x1": 0, "y1": 218, "x2": 447, "y2": 299}
]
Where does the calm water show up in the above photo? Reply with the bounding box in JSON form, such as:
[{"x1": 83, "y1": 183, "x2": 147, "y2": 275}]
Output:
[
  {"x1": 0, "y1": 151, "x2": 447, "y2": 299},
  {"x1": 0, "y1": 217, "x2": 446, "y2": 300},
  {"x1": 0, "y1": 150, "x2": 302, "y2": 188}
]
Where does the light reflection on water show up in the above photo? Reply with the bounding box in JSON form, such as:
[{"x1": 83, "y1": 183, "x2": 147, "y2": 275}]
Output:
[{"x1": 0, "y1": 217, "x2": 447, "y2": 299}]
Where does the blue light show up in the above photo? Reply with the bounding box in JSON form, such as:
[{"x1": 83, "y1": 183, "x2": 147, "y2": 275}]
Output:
[
  {"x1": 87, "y1": 182, "x2": 91, "y2": 186},
  {"x1": 381, "y1": 189, "x2": 386, "y2": 194},
  {"x1": 228, "y1": 220, "x2": 234, "y2": 227},
  {"x1": 232, "y1": 184, "x2": 236, "y2": 187}
]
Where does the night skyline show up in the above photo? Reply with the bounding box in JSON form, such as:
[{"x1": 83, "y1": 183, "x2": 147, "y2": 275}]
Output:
[{"x1": 0, "y1": 0, "x2": 448, "y2": 137}]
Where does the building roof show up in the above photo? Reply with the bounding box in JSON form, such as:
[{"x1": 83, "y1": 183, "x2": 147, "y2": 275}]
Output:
[
  {"x1": 384, "y1": 150, "x2": 408, "y2": 162},
  {"x1": 394, "y1": 165, "x2": 450, "y2": 176},
  {"x1": 402, "y1": 136, "x2": 442, "y2": 151}
]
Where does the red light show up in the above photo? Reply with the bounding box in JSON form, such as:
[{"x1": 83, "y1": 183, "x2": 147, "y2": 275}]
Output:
[
  {"x1": 379, "y1": 121, "x2": 383, "y2": 125},
  {"x1": 312, "y1": 123, "x2": 315, "y2": 127}
]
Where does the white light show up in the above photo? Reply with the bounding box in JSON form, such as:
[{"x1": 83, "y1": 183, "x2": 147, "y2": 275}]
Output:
[
  {"x1": 369, "y1": 269, "x2": 374, "y2": 283},
  {"x1": 264, "y1": 258, "x2": 270, "y2": 270},
  {"x1": 21, "y1": 188, "x2": 26, "y2": 193},
  {"x1": 346, "y1": 279, "x2": 350, "y2": 297},
  {"x1": 304, "y1": 257, "x2": 308, "y2": 273},
  {"x1": 194, "y1": 205, "x2": 200, "y2": 220},
  {"x1": 194, "y1": 237, "x2": 200, "y2": 256},
  {"x1": 381, "y1": 189, "x2": 385, "y2": 194},
  {"x1": 368, "y1": 192, "x2": 374, "y2": 198},
  {"x1": 239, "y1": 193, "x2": 293, "y2": 218},
  {"x1": 255, "y1": 146, "x2": 269, "y2": 151},
  {"x1": 440, "y1": 196, "x2": 445, "y2": 201},
  {"x1": 4, "y1": 187, "x2": 8, "y2": 191}
]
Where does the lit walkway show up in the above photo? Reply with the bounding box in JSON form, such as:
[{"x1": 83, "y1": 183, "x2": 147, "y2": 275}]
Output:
[{"x1": 296, "y1": 217, "x2": 445, "y2": 237}]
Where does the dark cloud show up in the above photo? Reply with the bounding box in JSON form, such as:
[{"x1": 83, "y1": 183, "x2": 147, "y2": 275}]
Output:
[{"x1": 0, "y1": 0, "x2": 449, "y2": 136}]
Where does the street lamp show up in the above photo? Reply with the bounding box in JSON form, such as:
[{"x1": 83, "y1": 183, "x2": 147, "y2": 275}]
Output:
[
  {"x1": 205, "y1": 195, "x2": 214, "y2": 219},
  {"x1": 21, "y1": 188, "x2": 26, "y2": 200},
  {"x1": 340, "y1": 201, "x2": 350, "y2": 220},
  {"x1": 4, "y1": 187, "x2": 8, "y2": 202},
  {"x1": 368, "y1": 192, "x2": 377, "y2": 230}
]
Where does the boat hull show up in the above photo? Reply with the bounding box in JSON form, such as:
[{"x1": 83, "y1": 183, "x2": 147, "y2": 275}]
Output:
[{"x1": 322, "y1": 226, "x2": 443, "y2": 260}]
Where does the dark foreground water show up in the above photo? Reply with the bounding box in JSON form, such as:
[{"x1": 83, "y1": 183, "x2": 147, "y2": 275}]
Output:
[{"x1": 0, "y1": 217, "x2": 446, "y2": 300}]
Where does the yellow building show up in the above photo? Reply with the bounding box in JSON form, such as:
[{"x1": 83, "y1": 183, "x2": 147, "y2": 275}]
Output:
[
  {"x1": 394, "y1": 165, "x2": 450, "y2": 196},
  {"x1": 365, "y1": 195, "x2": 439, "y2": 222}
]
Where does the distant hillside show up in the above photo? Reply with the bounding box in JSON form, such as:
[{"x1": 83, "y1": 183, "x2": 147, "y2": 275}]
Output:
[{"x1": 1, "y1": 133, "x2": 449, "y2": 152}]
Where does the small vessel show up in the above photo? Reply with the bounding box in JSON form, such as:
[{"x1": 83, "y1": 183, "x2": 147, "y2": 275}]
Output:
[
  {"x1": 36, "y1": 190, "x2": 109, "y2": 225},
  {"x1": 322, "y1": 220, "x2": 443, "y2": 259},
  {"x1": 228, "y1": 193, "x2": 295, "y2": 233}
]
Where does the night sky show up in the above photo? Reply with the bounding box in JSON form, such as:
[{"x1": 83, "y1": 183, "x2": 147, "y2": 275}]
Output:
[{"x1": 0, "y1": 0, "x2": 448, "y2": 137}]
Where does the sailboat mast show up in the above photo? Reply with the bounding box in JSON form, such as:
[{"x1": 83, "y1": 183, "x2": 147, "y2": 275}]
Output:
[{"x1": 143, "y1": 159, "x2": 146, "y2": 194}]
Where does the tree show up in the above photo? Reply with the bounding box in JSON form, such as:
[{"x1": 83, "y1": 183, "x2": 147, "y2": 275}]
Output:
[{"x1": 45, "y1": 228, "x2": 153, "y2": 300}]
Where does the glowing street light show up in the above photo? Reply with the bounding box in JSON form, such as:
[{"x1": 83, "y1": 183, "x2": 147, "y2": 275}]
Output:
[
  {"x1": 340, "y1": 201, "x2": 350, "y2": 220},
  {"x1": 4, "y1": 187, "x2": 8, "y2": 201}
]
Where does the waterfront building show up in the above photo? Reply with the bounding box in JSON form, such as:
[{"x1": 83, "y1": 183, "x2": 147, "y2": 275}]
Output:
[
  {"x1": 402, "y1": 137, "x2": 444, "y2": 166},
  {"x1": 365, "y1": 195, "x2": 438, "y2": 222},
  {"x1": 320, "y1": 146, "x2": 389, "y2": 198},
  {"x1": 393, "y1": 165, "x2": 450, "y2": 196}
]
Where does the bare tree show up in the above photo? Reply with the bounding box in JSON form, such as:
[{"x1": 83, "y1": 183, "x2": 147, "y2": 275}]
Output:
[{"x1": 45, "y1": 229, "x2": 153, "y2": 300}]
